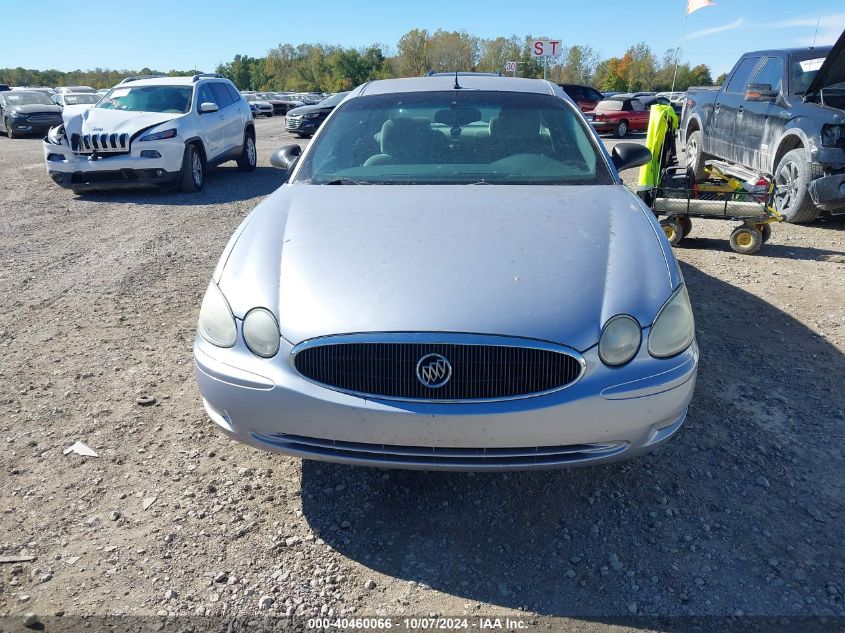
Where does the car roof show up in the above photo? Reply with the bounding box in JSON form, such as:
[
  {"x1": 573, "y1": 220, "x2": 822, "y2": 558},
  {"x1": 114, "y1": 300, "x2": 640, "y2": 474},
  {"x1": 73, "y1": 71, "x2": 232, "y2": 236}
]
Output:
[
  {"x1": 742, "y1": 44, "x2": 832, "y2": 58},
  {"x1": 117, "y1": 75, "x2": 233, "y2": 88},
  {"x1": 354, "y1": 75, "x2": 559, "y2": 97}
]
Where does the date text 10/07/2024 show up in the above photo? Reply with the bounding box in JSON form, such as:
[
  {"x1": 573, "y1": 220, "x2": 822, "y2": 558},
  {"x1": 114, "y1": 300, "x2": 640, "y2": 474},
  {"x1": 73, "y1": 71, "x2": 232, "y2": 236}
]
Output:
[{"x1": 306, "y1": 617, "x2": 529, "y2": 630}]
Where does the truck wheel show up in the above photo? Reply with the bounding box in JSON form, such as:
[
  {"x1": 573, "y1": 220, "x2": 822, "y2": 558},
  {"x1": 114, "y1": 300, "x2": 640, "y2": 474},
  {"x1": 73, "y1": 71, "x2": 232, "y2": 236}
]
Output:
[
  {"x1": 773, "y1": 149, "x2": 821, "y2": 224},
  {"x1": 613, "y1": 120, "x2": 628, "y2": 138},
  {"x1": 237, "y1": 132, "x2": 257, "y2": 171},
  {"x1": 729, "y1": 225, "x2": 762, "y2": 255},
  {"x1": 179, "y1": 144, "x2": 204, "y2": 193},
  {"x1": 685, "y1": 130, "x2": 710, "y2": 182},
  {"x1": 660, "y1": 217, "x2": 684, "y2": 246}
]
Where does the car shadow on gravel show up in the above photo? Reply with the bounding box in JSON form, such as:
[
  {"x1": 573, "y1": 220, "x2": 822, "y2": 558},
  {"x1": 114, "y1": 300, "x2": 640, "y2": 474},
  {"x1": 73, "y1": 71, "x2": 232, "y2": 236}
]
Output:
[
  {"x1": 300, "y1": 262, "x2": 844, "y2": 623},
  {"x1": 73, "y1": 165, "x2": 283, "y2": 206}
]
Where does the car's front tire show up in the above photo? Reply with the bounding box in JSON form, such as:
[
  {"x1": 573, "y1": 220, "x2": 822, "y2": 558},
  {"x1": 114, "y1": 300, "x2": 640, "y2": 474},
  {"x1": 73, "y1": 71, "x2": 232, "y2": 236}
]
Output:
[
  {"x1": 237, "y1": 131, "x2": 257, "y2": 171},
  {"x1": 5, "y1": 118, "x2": 17, "y2": 139},
  {"x1": 179, "y1": 143, "x2": 204, "y2": 193},
  {"x1": 773, "y1": 148, "x2": 820, "y2": 224}
]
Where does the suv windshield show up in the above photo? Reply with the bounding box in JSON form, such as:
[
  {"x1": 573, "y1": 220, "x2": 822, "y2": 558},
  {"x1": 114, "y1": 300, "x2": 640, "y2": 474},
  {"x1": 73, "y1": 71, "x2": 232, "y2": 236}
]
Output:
[
  {"x1": 4, "y1": 92, "x2": 54, "y2": 106},
  {"x1": 98, "y1": 85, "x2": 193, "y2": 113},
  {"x1": 295, "y1": 91, "x2": 611, "y2": 185},
  {"x1": 318, "y1": 92, "x2": 349, "y2": 107}
]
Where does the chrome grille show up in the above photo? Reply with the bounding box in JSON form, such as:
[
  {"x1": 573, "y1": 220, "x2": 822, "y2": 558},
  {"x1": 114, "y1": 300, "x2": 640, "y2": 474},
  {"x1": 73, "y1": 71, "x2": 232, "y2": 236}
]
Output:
[
  {"x1": 285, "y1": 116, "x2": 302, "y2": 129},
  {"x1": 252, "y1": 433, "x2": 627, "y2": 468},
  {"x1": 70, "y1": 132, "x2": 129, "y2": 154},
  {"x1": 291, "y1": 334, "x2": 585, "y2": 402}
]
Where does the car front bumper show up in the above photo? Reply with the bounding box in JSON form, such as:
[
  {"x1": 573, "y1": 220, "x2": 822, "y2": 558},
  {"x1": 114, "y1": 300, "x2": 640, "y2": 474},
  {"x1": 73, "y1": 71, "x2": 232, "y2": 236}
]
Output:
[
  {"x1": 808, "y1": 171, "x2": 845, "y2": 212},
  {"x1": 193, "y1": 333, "x2": 698, "y2": 471},
  {"x1": 43, "y1": 136, "x2": 185, "y2": 191},
  {"x1": 285, "y1": 118, "x2": 319, "y2": 134}
]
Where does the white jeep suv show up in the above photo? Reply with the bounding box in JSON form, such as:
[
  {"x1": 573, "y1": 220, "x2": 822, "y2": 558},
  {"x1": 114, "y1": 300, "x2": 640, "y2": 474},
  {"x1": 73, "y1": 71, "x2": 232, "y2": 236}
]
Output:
[{"x1": 43, "y1": 74, "x2": 256, "y2": 194}]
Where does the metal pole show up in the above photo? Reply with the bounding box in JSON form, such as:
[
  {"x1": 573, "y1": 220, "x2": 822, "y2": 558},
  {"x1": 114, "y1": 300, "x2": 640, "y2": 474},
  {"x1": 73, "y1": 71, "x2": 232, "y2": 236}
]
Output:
[{"x1": 671, "y1": 9, "x2": 689, "y2": 93}]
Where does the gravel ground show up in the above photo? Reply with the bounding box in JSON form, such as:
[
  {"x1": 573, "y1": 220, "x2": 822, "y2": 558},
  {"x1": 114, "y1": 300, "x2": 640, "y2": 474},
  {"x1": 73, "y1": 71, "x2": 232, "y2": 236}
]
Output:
[{"x1": 0, "y1": 118, "x2": 843, "y2": 631}]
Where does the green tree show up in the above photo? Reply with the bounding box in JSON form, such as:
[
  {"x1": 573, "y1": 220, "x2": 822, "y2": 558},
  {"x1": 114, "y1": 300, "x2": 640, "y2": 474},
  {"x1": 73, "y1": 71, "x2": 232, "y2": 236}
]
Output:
[{"x1": 397, "y1": 29, "x2": 431, "y2": 76}]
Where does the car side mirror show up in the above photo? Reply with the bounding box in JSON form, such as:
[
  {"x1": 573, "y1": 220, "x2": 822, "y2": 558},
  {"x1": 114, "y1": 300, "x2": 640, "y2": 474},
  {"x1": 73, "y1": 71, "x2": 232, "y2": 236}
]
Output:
[
  {"x1": 745, "y1": 83, "x2": 777, "y2": 102},
  {"x1": 199, "y1": 101, "x2": 219, "y2": 113},
  {"x1": 611, "y1": 143, "x2": 651, "y2": 171},
  {"x1": 270, "y1": 144, "x2": 302, "y2": 171}
]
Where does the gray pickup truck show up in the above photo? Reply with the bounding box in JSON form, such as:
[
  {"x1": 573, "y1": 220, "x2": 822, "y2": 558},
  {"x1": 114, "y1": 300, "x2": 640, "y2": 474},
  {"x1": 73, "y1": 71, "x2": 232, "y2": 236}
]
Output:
[{"x1": 680, "y1": 30, "x2": 845, "y2": 223}]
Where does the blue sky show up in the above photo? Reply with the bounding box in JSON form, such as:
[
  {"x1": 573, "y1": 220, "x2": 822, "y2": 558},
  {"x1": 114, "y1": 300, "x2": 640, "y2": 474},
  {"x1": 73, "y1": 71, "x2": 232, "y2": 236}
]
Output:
[{"x1": 2, "y1": 0, "x2": 843, "y2": 77}]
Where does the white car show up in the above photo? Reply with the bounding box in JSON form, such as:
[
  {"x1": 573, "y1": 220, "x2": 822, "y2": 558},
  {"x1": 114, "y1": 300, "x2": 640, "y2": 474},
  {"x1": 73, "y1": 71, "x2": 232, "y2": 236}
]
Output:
[
  {"x1": 43, "y1": 74, "x2": 256, "y2": 194},
  {"x1": 51, "y1": 92, "x2": 101, "y2": 109},
  {"x1": 243, "y1": 93, "x2": 274, "y2": 117}
]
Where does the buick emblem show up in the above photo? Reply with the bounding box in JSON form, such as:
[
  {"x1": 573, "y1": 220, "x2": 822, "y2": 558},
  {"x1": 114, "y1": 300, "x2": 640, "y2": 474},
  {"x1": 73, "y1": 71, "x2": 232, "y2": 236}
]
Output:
[{"x1": 416, "y1": 353, "x2": 452, "y2": 388}]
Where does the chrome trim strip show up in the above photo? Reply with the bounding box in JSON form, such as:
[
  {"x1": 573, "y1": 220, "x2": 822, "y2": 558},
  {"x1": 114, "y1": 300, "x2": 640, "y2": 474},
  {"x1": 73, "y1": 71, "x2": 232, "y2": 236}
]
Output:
[{"x1": 288, "y1": 332, "x2": 587, "y2": 404}]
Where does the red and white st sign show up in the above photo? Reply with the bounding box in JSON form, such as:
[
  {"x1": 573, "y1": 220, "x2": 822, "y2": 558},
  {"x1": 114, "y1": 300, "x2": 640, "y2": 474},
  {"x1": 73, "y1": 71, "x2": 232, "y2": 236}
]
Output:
[{"x1": 531, "y1": 39, "x2": 562, "y2": 57}]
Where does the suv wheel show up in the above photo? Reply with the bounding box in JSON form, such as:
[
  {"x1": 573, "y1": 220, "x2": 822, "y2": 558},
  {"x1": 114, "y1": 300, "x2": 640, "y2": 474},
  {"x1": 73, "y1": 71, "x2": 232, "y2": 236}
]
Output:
[
  {"x1": 179, "y1": 144, "x2": 204, "y2": 193},
  {"x1": 237, "y1": 132, "x2": 257, "y2": 171},
  {"x1": 6, "y1": 118, "x2": 17, "y2": 139},
  {"x1": 773, "y1": 149, "x2": 820, "y2": 224}
]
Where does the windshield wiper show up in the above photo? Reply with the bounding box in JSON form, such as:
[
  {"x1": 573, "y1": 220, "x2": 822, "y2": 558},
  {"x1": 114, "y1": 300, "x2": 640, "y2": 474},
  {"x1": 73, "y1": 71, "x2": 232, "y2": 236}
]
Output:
[{"x1": 321, "y1": 178, "x2": 370, "y2": 185}]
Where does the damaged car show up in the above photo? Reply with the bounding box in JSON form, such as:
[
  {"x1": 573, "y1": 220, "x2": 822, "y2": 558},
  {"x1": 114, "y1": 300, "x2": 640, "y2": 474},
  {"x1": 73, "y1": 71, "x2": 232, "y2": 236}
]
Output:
[
  {"x1": 43, "y1": 74, "x2": 256, "y2": 194},
  {"x1": 194, "y1": 75, "x2": 699, "y2": 471}
]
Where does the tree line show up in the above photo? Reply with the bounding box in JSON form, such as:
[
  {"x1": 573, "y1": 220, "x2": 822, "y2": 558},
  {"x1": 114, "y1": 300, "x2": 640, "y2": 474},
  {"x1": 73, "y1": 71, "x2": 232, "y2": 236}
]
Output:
[{"x1": 1, "y1": 30, "x2": 716, "y2": 93}]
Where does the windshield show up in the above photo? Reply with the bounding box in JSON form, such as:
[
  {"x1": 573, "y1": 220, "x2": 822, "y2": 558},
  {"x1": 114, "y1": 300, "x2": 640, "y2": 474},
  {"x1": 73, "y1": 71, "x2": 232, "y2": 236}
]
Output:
[
  {"x1": 245, "y1": 94, "x2": 262, "y2": 102},
  {"x1": 294, "y1": 91, "x2": 611, "y2": 186},
  {"x1": 64, "y1": 94, "x2": 100, "y2": 105},
  {"x1": 318, "y1": 92, "x2": 349, "y2": 107},
  {"x1": 98, "y1": 85, "x2": 193, "y2": 113},
  {"x1": 789, "y1": 52, "x2": 829, "y2": 95},
  {"x1": 4, "y1": 92, "x2": 54, "y2": 106}
]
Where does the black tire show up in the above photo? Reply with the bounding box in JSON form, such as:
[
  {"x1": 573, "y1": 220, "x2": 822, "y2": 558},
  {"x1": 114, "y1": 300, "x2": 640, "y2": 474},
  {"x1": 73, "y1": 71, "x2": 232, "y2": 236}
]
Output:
[
  {"x1": 678, "y1": 216, "x2": 693, "y2": 238},
  {"x1": 237, "y1": 131, "x2": 257, "y2": 171},
  {"x1": 179, "y1": 143, "x2": 204, "y2": 193},
  {"x1": 660, "y1": 217, "x2": 684, "y2": 246},
  {"x1": 685, "y1": 130, "x2": 710, "y2": 182},
  {"x1": 613, "y1": 120, "x2": 629, "y2": 138},
  {"x1": 773, "y1": 148, "x2": 821, "y2": 224},
  {"x1": 760, "y1": 223, "x2": 772, "y2": 243},
  {"x1": 729, "y1": 225, "x2": 763, "y2": 255},
  {"x1": 6, "y1": 118, "x2": 17, "y2": 139},
  {"x1": 71, "y1": 188, "x2": 83, "y2": 196}
]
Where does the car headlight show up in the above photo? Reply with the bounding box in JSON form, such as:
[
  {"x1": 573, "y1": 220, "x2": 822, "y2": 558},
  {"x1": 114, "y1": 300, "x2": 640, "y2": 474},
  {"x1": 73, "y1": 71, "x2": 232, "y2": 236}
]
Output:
[
  {"x1": 821, "y1": 124, "x2": 844, "y2": 148},
  {"x1": 648, "y1": 284, "x2": 695, "y2": 358},
  {"x1": 242, "y1": 308, "x2": 280, "y2": 358},
  {"x1": 599, "y1": 315, "x2": 642, "y2": 366},
  {"x1": 303, "y1": 112, "x2": 321, "y2": 119},
  {"x1": 198, "y1": 283, "x2": 236, "y2": 348},
  {"x1": 47, "y1": 125, "x2": 65, "y2": 145},
  {"x1": 139, "y1": 128, "x2": 177, "y2": 142}
]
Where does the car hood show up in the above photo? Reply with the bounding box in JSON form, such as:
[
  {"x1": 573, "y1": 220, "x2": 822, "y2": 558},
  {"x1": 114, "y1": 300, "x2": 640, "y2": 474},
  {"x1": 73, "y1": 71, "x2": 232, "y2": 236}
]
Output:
[
  {"x1": 8, "y1": 103, "x2": 62, "y2": 115},
  {"x1": 286, "y1": 103, "x2": 332, "y2": 116},
  {"x1": 217, "y1": 185, "x2": 675, "y2": 351},
  {"x1": 805, "y1": 29, "x2": 845, "y2": 97},
  {"x1": 60, "y1": 107, "x2": 181, "y2": 138}
]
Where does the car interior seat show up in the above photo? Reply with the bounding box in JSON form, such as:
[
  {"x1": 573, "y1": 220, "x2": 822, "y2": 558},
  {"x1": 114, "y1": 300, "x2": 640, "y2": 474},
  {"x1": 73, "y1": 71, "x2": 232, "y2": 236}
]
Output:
[{"x1": 364, "y1": 117, "x2": 448, "y2": 166}]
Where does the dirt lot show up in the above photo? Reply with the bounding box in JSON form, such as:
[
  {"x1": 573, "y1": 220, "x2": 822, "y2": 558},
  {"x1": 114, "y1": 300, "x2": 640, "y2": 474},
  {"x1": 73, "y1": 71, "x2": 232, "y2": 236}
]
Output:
[{"x1": 0, "y1": 117, "x2": 843, "y2": 631}]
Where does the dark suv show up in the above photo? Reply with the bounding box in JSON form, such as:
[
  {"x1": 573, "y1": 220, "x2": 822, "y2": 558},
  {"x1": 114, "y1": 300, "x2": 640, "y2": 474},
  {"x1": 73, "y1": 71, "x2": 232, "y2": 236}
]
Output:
[
  {"x1": 284, "y1": 91, "x2": 349, "y2": 138},
  {"x1": 558, "y1": 84, "x2": 604, "y2": 113}
]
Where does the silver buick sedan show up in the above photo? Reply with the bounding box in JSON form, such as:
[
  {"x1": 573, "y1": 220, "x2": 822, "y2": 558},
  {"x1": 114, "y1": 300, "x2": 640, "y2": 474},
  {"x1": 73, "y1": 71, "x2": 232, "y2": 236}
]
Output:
[{"x1": 193, "y1": 75, "x2": 698, "y2": 471}]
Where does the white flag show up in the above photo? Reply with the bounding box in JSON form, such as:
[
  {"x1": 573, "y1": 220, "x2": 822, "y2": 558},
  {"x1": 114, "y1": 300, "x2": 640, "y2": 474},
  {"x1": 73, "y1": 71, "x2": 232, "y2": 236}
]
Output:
[{"x1": 688, "y1": 0, "x2": 715, "y2": 14}]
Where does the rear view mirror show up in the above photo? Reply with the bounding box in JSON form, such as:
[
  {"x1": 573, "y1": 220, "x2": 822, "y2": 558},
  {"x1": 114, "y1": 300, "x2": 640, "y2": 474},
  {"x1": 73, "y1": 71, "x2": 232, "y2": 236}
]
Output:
[
  {"x1": 270, "y1": 144, "x2": 302, "y2": 171},
  {"x1": 611, "y1": 143, "x2": 651, "y2": 171},
  {"x1": 199, "y1": 101, "x2": 219, "y2": 113},
  {"x1": 745, "y1": 83, "x2": 777, "y2": 102},
  {"x1": 434, "y1": 107, "x2": 482, "y2": 127}
]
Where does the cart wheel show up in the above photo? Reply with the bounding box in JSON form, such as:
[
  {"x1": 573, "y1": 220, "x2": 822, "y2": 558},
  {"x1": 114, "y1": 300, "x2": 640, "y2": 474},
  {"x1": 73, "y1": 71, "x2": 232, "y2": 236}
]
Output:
[
  {"x1": 660, "y1": 218, "x2": 684, "y2": 246},
  {"x1": 678, "y1": 216, "x2": 693, "y2": 238},
  {"x1": 759, "y1": 223, "x2": 772, "y2": 243},
  {"x1": 729, "y1": 225, "x2": 763, "y2": 255}
]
